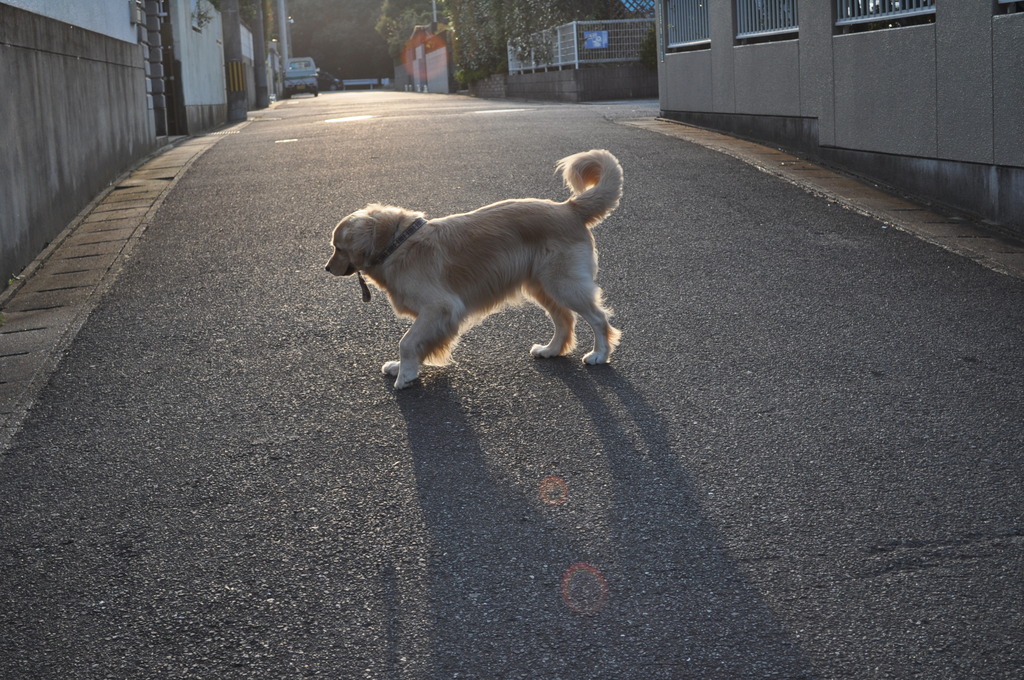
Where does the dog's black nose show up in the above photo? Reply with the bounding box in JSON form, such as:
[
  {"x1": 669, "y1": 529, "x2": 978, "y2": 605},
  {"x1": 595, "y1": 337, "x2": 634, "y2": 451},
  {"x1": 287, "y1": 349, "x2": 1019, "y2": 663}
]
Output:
[{"x1": 325, "y1": 265, "x2": 331, "y2": 273}]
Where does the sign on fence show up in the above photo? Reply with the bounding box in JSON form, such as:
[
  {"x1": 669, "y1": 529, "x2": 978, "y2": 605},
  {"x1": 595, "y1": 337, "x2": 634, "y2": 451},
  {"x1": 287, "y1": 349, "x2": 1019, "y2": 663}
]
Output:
[
  {"x1": 509, "y1": 19, "x2": 654, "y2": 73},
  {"x1": 584, "y1": 31, "x2": 609, "y2": 49}
]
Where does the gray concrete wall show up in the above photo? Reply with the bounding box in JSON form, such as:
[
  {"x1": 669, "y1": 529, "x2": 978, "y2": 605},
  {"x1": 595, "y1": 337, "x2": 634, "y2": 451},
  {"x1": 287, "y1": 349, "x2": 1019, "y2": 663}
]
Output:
[
  {"x1": 936, "y1": 1, "x2": 993, "y2": 164},
  {"x1": 657, "y1": 0, "x2": 1024, "y2": 237},
  {"x1": 659, "y1": 50, "x2": 712, "y2": 112},
  {"x1": 507, "y1": 71, "x2": 583, "y2": 101},
  {"x1": 502, "y1": 65, "x2": 657, "y2": 103},
  {"x1": 832, "y1": 25, "x2": 937, "y2": 157},
  {"x1": 993, "y1": 12, "x2": 1024, "y2": 167},
  {"x1": 796, "y1": 2, "x2": 836, "y2": 147},
  {"x1": 4, "y1": 0, "x2": 136, "y2": 42},
  {"x1": 709, "y1": 0, "x2": 736, "y2": 113},
  {"x1": 733, "y1": 40, "x2": 800, "y2": 116},
  {"x1": 575, "y1": 64, "x2": 658, "y2": 101},
  {"x1": 1, "y1": 4, "x2": 156, "y2": 284},
  {"x1": 471, "y1": 66, "x2": 656, "y2": 102},
  {"x1": 467, "y1": 73, "x2": 507, "y2": 98}
]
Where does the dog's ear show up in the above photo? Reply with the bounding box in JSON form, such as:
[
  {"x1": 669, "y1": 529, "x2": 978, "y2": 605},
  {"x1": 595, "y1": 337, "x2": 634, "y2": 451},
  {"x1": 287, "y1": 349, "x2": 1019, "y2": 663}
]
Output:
[
  {"x1": 358, "y1": 205, "x2": 408, "y2": 265},
  {"x1": 343, "y1": 204, "x2": 421, "y2": 268},
  {"x1": 338, "y1": 211, "x2": 388, "y2": 269}
]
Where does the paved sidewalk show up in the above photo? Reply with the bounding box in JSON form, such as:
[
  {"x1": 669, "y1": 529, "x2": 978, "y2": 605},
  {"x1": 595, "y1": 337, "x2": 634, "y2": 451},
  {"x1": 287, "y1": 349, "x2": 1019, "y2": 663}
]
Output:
[
  {"x1": 0, "y1": 125, "x2": 245, "y2": 449},
  {"x1": 626, "y1": 119, "x2": 1024, "y2": 278}
]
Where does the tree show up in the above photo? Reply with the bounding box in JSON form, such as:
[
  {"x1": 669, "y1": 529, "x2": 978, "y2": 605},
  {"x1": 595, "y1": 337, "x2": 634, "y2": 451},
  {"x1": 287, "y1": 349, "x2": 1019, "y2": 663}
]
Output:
[
  {"x1": 441, "y1": 0, "x2": 507, "y2": 80},
  {"x1": 289, "y1": 0, "x2": 394, "y2": 79},
  {"x1": 193, "y1": 0, "x2": 271, "y2": 31},
  {"x1": 440, "y1": 0, "x2": 649, "y2": 83},
  {"x1": 376, "y1": 0, "x2": 438, "y2": 62}
]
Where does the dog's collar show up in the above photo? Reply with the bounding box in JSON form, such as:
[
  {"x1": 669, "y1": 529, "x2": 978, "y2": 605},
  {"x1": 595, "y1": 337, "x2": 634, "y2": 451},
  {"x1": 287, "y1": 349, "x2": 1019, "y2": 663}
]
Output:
[
  {"x1": 357, "y1": 217, "x2": 428, "y2": 303},
  {"x1": 371, "y1": 217, "x2": 428, "y2": 267}
]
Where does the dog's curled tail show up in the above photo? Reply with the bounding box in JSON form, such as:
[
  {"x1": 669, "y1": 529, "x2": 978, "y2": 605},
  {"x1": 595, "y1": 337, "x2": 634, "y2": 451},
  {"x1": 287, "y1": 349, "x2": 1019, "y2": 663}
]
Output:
[{"x1": 557, "y1": 149, "x2": 624, "y2": 228}]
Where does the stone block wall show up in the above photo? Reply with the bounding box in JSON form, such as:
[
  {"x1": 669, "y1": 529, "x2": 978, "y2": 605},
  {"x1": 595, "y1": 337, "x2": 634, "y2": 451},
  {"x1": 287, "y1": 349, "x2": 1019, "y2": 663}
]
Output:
[{"x1": 0, "y1": 5, "x2": 155, "y2": 284}]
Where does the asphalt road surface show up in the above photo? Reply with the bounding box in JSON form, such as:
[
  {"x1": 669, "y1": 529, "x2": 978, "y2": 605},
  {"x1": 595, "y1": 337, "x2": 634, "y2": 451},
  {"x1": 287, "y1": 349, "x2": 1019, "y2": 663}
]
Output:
[{"x1": 1, "y1": 92, "x2": 1022, "y2": 679}]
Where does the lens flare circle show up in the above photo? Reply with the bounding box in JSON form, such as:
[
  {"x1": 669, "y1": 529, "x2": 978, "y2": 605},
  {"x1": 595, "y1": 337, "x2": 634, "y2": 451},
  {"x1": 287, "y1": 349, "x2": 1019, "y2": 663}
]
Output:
[
  {"x1": 539, "y1": 475, "x2": 568, "y2": 506},
  {"x1": 561, "y1": 562, "x2": 608, "y2": 615}
]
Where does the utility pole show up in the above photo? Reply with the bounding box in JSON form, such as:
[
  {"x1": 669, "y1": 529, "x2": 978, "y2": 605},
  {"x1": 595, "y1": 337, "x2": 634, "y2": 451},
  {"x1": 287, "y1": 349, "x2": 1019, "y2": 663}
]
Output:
[
  {"x1": 222, "y1": 0, "x2": 248, "y2": 122},
  {"x1": 251, "y1": 0, "x2": 270, "y2": 108},
  {"x1": 277, "y1": 0, "x2": 290, "y2": 65}
]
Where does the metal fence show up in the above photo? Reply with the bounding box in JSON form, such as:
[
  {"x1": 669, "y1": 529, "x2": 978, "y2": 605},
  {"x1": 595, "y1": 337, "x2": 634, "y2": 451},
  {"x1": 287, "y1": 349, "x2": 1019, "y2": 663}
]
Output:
[
  {"x1": 735, "y1": 0, "x2": 799, "y2": 39},
  {"x1": 666, "y1": 0, "x2": 710, "y2": 49},
  {"x1": 508, "y1": 19, "x2": 655, "y2": 74},
  {"x1": 836, "y1": 0, "x2": 935, "y2": 26}
]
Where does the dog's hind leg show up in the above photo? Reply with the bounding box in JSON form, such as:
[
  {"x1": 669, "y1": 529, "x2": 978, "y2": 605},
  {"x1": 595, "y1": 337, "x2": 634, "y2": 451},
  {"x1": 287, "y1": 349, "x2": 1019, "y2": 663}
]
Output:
[
  {"x1": 538, "y1": 247, "x2": 620, "y2": 364},
  {"x1": 542, "y1": 280, "x2": 619, "y2": 365},
  {"x1": 526, "y1": 283, "x2": 577, "y2": 358},
  {"x1": 573, "y1": 290, "x2": 620, "y2": 365},
  {"x1": 383, "y1": 303, "x2": 462, "y2": 389}
]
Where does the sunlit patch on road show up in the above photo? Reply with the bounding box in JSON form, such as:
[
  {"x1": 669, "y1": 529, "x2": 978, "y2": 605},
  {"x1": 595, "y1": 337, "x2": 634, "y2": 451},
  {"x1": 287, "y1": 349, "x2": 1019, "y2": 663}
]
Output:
[
  {"x1": 274, "y1": 139, "x2": 299, "y2": 143},
  {"x1": 324, "y1": 115, "x2": 374, "y2": 123}
]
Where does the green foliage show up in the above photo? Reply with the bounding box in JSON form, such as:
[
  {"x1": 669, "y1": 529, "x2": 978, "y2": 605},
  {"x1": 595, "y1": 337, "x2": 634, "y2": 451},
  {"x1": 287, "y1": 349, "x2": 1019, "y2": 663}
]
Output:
[
  {"x1": 376, "y1": 0, "x2": 437, "y2": 61},
  {"x1": 205, "y1": 0, "x2": 654, "y2": 85},
  {"x1": 452, "y1": 67, "x2": 490, "y2": 86},
  {"x1": 639, "y1": 25, "x2": 657, "y2": 71},
  {"x1": 289, "y1": 0, "x2": 394, "y2": 78},
  {"x1": 192, "y1": 0, "x2": 216, "y2": 28},
  {"x1": 193, "y1": 0, "x2": 271, "y2": 34},
  {"x1": 261, "y1": 0, "x2": 277, "y2": 43},
  {"x1": 442, "y1": 0, "x2": 508, "y2": 78},
  {"x1": 441, "y1": 0, "x2": 565, "y2": 80},
  {"x1": 441, "y1": 0, "x2": 646, "y2": 84}
]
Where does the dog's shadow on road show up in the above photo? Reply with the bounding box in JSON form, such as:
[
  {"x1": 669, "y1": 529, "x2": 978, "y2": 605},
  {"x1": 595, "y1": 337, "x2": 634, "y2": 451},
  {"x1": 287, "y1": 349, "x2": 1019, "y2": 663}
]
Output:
[{"x1": 391, "y1": 360, "x2": 818, "y2": 678}]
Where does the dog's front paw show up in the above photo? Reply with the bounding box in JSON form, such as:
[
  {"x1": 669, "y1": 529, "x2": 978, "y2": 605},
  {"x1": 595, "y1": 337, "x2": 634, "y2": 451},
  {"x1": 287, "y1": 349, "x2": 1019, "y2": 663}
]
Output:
[
  {"x1": 582, "y1": 351, "x2": 610, "y2": 365},
  {"x1": 393, "y1": 374, "x2": 419, "y2": 390},
  {"x1": 384, "y1": 361, "x2": 419, "y2": 389},
  {"x1": 530, "y1": 343, "x2": 562, "y2": 359}
]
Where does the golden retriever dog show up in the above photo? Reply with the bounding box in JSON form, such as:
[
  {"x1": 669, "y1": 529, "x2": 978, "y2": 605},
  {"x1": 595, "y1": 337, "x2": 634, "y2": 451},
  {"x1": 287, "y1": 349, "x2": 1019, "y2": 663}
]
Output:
[{"x1": 325, "y1": 149, "x2": 623, "y2": 389}]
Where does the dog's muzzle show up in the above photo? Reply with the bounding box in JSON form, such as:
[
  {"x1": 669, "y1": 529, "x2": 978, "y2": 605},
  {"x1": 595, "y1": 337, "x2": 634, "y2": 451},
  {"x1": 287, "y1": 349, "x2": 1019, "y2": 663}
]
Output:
[{"x1": 324, "y1": 261, "x2": 356, "y2": 277}]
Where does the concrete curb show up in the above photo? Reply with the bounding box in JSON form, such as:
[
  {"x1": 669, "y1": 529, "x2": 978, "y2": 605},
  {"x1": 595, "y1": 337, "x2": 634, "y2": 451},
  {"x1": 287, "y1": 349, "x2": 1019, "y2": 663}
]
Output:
[
  {"x1": 622, "y1": 119, "x2": 1024, "y2": 280},
  {"x1": 0, "y1": 122, "x2": 248, "y2": 452}
]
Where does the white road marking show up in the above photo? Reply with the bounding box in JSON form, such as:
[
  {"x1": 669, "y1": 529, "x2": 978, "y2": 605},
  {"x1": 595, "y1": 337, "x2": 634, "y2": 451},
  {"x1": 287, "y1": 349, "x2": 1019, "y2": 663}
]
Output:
[{"x1": 324, "y1": 115, "x2": 375, "y2": 123}]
